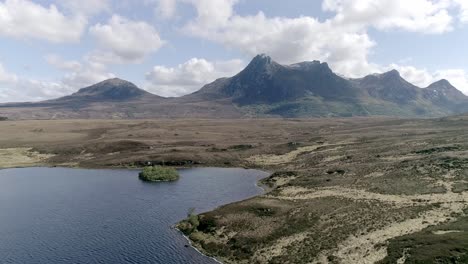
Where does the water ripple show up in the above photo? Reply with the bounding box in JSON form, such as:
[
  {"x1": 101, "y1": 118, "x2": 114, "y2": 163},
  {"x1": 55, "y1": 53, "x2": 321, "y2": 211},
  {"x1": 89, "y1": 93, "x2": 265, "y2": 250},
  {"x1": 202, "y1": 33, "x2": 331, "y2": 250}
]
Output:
[{"x1": 0, "y1": 167, "x2": 268, "y2": 264}]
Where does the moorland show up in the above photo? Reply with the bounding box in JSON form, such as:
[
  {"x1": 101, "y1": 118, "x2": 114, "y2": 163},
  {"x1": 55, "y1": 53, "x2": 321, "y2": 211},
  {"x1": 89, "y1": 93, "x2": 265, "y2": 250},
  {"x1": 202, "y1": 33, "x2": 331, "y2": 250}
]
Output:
[{"x1": 0, "y1": 117, "x2": 467, "y2": 263}]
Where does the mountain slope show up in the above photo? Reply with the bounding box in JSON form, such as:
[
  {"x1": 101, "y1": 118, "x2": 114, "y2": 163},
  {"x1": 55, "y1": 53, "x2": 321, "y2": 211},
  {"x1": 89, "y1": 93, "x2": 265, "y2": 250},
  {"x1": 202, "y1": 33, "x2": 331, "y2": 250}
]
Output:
[
  {"x1": 187, "y1": 55, "x2": 468, "y2": 117},
  {"x1": 353, "y1": 70, "x2": 420, "y2": 104},
  {"x1": 56, "y1": 78, "x2": 156, "y2": 102},
  {"x1": 39, "y1": 78, "x2": 162, "y2": 109},
  {"x1": 349, "y1": 72, "x2": 468, "y2": 117},
  {"x1": 189, "y1": 54, "x2": 362, "y2": 105},
  {"x1": 423, "y1": 80, "x2": 466, "y2": 105}
]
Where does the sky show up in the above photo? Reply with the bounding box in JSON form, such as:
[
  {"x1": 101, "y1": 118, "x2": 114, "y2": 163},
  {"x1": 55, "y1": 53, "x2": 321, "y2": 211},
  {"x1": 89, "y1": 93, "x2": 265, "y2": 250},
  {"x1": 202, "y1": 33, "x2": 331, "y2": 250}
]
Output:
[{"x1": 1, "y1": 0, "x2": 468, "y2": 102}]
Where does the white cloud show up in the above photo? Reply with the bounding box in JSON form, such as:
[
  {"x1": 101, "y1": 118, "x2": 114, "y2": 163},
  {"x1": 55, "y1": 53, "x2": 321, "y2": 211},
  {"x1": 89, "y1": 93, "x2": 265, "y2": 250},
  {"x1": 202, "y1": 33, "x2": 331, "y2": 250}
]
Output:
[
  {"x1": 15, "y1": 79, "x2": 73, "y2": 101},
  {"x1": 0, "y1": 55, "x2": 115, "y2": 103},
  {"x1": 61, "y1": 64, "x2": 115, "y2": 90},
  {"x1": 181, "y1": 0, "x2": 466, "y2": 82},
  {"x1": 0, "y1": 62, "x2": 74, "y2": 102},
  {"x1": 0, "y1": 63, "x2": 17, "y2": 83},
  {"x1": 183, "y1": 2, "x2": 377, "y2": 77},
  {"x1": 0, "y1": 73, "x2": 113, "y2": 103},
  {"x1": 453, "y1": 0, "x2": 468, "y2": 22},
  {"x1": 45, "y1": 54, "x2": 82, "y2": 72},
  {"x1": 323, "y1": 0, "x2": 454, "y2": 34},
  {"x1": 0, "y1": 0, "x2": 87, "y2": 43},
  {"x1": 388, "y1": 64, "x2": 435, "y2": 87},
  {"x1": 145, "y1": 58, "x2": 244, "y2": 96},
  {"x1": 89, "y1": 15, "x2": 165, "y2": 64},
  {"x1": 434, "y1": 69, "x2": 468, "y2": 94},
  {"x1": 59, "y1": 0, "x2": 110, "y2": 16},
  {"x1": 155, "y1": 0, "x2": 177, "y2": 19},
  {"x1": 48, "y1": 54, "x2": 115, "y2": 90},
  {"x1": 185, "y1": 0, "x2": 238, "y2": 27},
  {"x1": 0, "y1": 79, "x2": 68, "y2": 102}
]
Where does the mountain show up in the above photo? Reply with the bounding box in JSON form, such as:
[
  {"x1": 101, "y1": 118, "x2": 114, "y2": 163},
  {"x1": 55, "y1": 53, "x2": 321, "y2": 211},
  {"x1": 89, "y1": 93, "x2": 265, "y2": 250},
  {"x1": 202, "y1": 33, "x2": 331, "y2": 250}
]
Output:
[
  {"x1": 56, "y1": 78, "x2": 156, "y2": 103},
  {"x1": 186, "y1": 54, "x2": 370, "y2": 117},
  {"x1": 354, "y1": 70, "x2": 419, "y2": 104},
  {"x1": 0, "y1": 77, "x2": 241, "y2": 119},
  {"x1": 423, "y1": 79, "x2": 465, "y2": 103},
  {"x1": 186, "y1": 55, "x2": 468, "y2": 117},
  {"x1": 190, "y1": 54, "x2": 361, "y2": 105},
  {"x1": 348, "y1": 71, "x2": 468, "y2": 116},
  {"x1": 37, "y1": 78, "x2": 162, "y2": 110},
  {"x1": 1, "y1": 55, "x2": 468, "y2": 119},
  {"x1": 0, "y1": 78, "x2": 160, "y2": 108}
]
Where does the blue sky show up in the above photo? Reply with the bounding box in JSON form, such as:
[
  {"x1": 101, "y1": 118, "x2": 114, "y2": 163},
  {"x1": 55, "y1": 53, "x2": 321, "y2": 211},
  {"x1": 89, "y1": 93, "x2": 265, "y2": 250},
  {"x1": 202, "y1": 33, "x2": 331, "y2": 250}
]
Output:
[{"x1": 1, "y1": 0, "x2": 468, "y2": 102}]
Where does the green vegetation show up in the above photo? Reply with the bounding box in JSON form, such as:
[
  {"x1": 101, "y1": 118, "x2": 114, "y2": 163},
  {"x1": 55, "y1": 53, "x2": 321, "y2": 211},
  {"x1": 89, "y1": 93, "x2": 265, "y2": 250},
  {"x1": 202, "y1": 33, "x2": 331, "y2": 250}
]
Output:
[
  {"x1": 240, "y1": 96, "x2": 447, "y2": 118},
  {"x1": 380, "y1": 210, "x2": 468, "y2": 264},
  {"x1": 435, "y1": 157, "x2": 468, "y2": 170},
  {"x1": 177, "y1": 197, "x2": 430, "y2": 263},
  {"x1": 228, "y1": 144, "x2": 254, "y2": 151},
  {"x1": 138, "y1": 166, "x2": 179, "y2": 182},
  {"x1": 0, "y1": 117, "x2": 8, "y2": 121},
  {"x1": 261, "y1": 171, "x2": 298, "y2": 188},
  {"x1": 177, "y1": 208, "x2": 201, "y2": 235},
  {"x1": 414, "y1": 145, "x2": 461, "y2": 155}
]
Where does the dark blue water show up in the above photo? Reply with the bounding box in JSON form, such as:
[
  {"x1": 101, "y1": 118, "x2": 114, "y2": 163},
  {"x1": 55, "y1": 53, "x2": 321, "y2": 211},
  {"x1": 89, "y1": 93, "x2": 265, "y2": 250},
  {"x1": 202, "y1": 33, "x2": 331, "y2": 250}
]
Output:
[{"x1": 0, "y1": 167, "x2": 269, "y2": 264}]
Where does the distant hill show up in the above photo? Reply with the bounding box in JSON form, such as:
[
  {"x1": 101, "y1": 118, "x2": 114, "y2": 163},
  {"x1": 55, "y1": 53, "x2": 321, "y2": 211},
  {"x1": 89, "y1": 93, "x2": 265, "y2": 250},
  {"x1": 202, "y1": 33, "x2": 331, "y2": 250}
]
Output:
[
  {"x1": 0, "y1": 78, "x2": 160, "y2": 108},
  {"x1": 1, "y1": 55, "x2": 468, "y2": 119},
  {"x1": 55, "y1": 78, "x2": 157, "y2": 103}
]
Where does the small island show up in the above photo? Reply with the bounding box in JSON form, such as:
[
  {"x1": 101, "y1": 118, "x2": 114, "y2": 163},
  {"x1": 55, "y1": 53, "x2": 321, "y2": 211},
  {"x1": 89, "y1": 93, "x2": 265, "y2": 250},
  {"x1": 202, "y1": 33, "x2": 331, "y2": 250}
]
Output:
[{"x1": 138, "y1": 166, "x2": 180, "y2": 182}]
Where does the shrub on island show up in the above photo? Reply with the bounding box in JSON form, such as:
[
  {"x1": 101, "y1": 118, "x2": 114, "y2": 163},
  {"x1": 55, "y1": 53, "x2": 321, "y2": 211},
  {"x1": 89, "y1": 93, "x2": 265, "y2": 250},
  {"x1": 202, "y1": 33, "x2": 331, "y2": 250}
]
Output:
[{"x1": 138, "y1": 166, "x2": 179, "y2": 182}]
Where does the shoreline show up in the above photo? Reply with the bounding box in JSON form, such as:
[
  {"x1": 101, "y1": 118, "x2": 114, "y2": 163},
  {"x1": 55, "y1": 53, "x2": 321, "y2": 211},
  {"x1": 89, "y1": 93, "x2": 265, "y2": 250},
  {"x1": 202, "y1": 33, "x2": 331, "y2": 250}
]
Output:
[
  {"x1": 173, "y1": 170, "x2": 271, "y2": 264},
  {"x1": 176, "y1": 228, "x2": 224, "y2": 264}
]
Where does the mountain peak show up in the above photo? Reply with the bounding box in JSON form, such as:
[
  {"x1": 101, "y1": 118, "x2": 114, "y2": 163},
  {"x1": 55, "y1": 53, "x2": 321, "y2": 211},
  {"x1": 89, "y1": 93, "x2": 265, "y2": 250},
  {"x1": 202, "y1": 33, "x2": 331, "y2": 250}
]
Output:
[
  {"x1": 426, "y1": 79, "x2": 462, "y2": 94},
  {"x1": 248, "y1": 54, "x2": 280, "y2": 68},
  {"x1": 98, "y1": 77, "x2": 134, "y2": 86},
  {"x1": 251, "y1": 54, "x2": 273, "y2": 64},
  {"x1": 195, "y1": 54, "x2": 357, "y2": 106},
  {"x1": 381, "y1": 69, "x2": 401, "y2": 78},
  {"x1": 430, "y1": 79, "x2": 452, "y2": 87},
  {"x1": 358, "y1": 69, "x2": 419, "y2": 104},
  {"x1": 69, "y1": 78, "x2": 153, "y2": 101},
  {"x1": 242, "y1": 54, "x2": 281, "y2": 76},
  {"x1": 423, "y1": 79, "x2": 466, "y2": 103}
]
